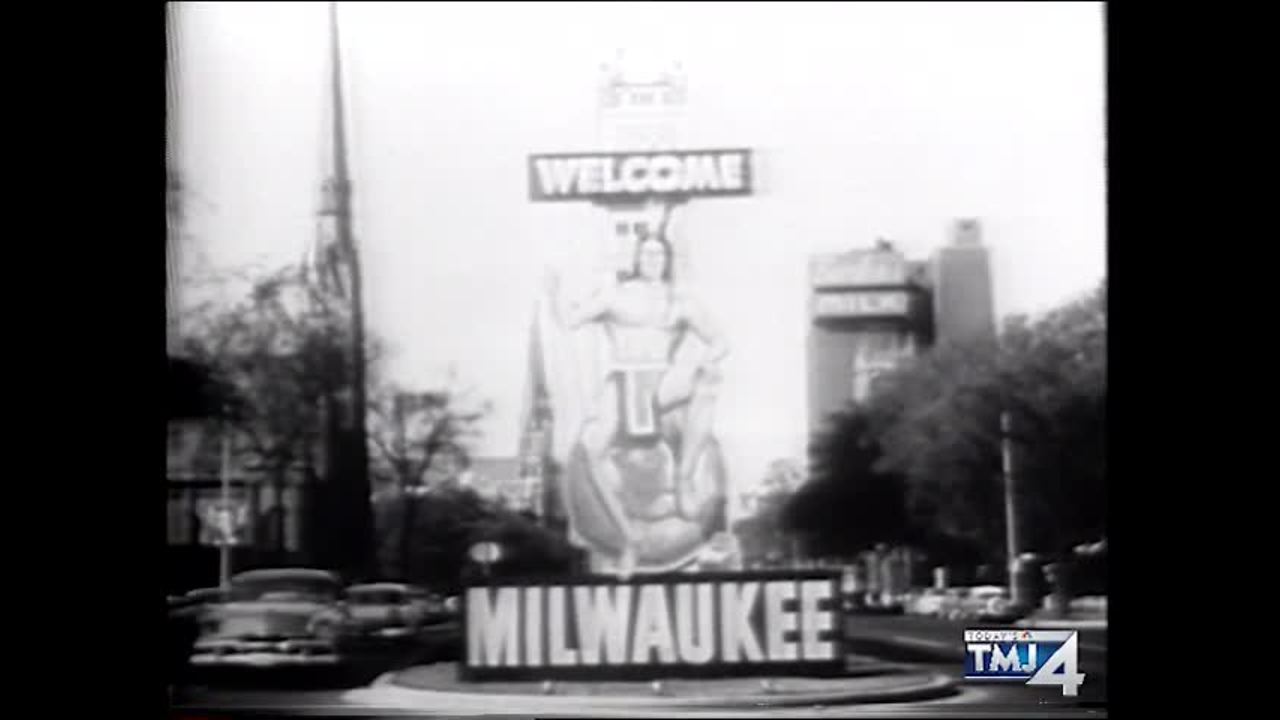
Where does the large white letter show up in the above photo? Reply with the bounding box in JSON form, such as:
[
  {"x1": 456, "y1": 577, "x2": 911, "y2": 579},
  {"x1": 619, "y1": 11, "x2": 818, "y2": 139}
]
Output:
[
  {"x1": 534, "y1": 158, "x2": 579, "y2": 198},
  {"x1": 631, "y1": 584, "x2": 677, "y2": 664},
  {"x1": 574, "y1": 585, "x2": 633, "y2": 666},
  {"x1": 601, "y1": 156, "x2": 623, "y2": 194},
  {"x1": 548, "y1": 587, "x2": 578, "y2": 666},
  {"x1": 968, "y1": 643, "x2": 992, "y2": 671},
  {"x1": 719, "y1": 582, "x2": 764, "y2": 662},
  {"x1": 764, "y1": 581, "x2": 799, "y2": 661},
  {"x1": 991, "y1": 645, "x2": 1022, "y2": 673},
  {"x1": 622, "y1": 156, "x2": 649, "y2": 194},
  {"x1": 675, "y1": 583, "x2": 715, "y2": 664},
  {"x1": 467, "y1": 587, "x2": 520, "y2": 667},
  {"x1": 719, "y1": 152, "x2": 745, "y2": 191},
  {"x1": 577, "y1": 158, "x2": 604, "y2": 194},
  {"x1": 524, "y1": 587, "x2": 544, "y2": 667},
  {"x1": 799, "y1": 580, "x2": 836, "y2": 660},
  {"x1": 681, "y1": 155, "x2": 722, "y2": 192},
  {"x1": 649, "y1": 155, "x2": 682, "y2": 193}
]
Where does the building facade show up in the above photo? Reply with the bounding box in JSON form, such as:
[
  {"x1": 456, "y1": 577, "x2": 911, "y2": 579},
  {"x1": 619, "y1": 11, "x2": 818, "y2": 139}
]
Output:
[
  {"x1": 166, "y1": 417, "x2": 313, "y2": 593},
  {"x1": 807, "y1": 220, "x2": 995, "y2": 436},
  {"x1": 807, "y1": 240, "x2": 933, "y2": 435},
  {"x1": 931, "y1": 219, "x2": 997, "y2": 344}
]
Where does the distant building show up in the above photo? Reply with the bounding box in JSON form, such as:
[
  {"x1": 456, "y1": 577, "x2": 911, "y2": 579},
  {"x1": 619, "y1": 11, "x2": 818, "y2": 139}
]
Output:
[
  {"x1": 806, "y1": 220, "x2": 996, "y2": 436},
  {"x1": 166, "y1": 416, "x2": 313, "y2": 594},
  {"x1": 165, "y1": 352, "x2": 339, "y2": 593},
  {"x1": 807, "y1": 240, "x2": 933, "y2": 435},
  {"x1": 458, "y1": 456, "x2": 538, "y2": 512},
  {"x1": 932, "y1": 219, "x2": 996, "y2": 344}
]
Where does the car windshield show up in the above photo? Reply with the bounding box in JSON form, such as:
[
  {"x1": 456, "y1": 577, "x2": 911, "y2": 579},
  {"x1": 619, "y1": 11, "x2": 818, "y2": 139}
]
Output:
[{"x1": 229, "y1": 577, "x2": 339, "y2": 602}]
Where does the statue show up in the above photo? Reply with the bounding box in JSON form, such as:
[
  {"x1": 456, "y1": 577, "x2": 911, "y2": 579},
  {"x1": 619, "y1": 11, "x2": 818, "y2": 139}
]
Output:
[{"x1": 543, "y1": 207, "x2": 736, "y2": 577}]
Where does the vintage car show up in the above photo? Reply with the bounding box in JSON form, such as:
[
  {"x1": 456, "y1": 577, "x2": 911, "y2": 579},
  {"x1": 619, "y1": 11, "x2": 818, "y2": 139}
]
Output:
[
  {"x1": 189, "y1": 568, "x2": 358, "y2": 668},
  {"x1": 344, "y1": 583, "x2": 443, "y2": 639},
  {"x1": 967, "y1": 585, "x2": 1018, "y2": 621},
  {"x1": 912, "y1": 585, "x2": 1018, "y2": 621},
  {"x1": 180, "y1": 587, "x2": 226, "y2": 612}
]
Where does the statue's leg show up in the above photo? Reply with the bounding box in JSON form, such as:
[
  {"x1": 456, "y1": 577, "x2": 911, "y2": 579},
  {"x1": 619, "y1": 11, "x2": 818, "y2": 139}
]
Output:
[
  {"x1": 674, "y1": 372, "x2": 722, "y2": 520},
  {"x1": 577, "y1": 376, "x2": 637, "y2": 572}
]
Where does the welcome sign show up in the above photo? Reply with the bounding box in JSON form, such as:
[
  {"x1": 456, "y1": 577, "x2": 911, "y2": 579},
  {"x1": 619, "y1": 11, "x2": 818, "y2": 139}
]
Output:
[
  {"x1": 462, "y1": 571, "x2": 843, "y2": 681},
  {"x1": 528, "y1": 149, "x2": 754, "y2": 202}
]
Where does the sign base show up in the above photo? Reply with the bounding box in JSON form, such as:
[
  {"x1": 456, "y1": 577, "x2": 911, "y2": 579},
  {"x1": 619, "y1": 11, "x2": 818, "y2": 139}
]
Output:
[{"x1": 462, "y1": 570, "x2": 843, "y2": 683}]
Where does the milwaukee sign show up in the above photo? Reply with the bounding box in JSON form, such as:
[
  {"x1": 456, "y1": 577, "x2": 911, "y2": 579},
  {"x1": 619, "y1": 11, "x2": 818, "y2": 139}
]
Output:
[
  {"x1": 528, "y1": 149, "x2": 754, "y2": 202},
  {"x1": 461, "y1": 571, "x2": 843, "y2": 681}
]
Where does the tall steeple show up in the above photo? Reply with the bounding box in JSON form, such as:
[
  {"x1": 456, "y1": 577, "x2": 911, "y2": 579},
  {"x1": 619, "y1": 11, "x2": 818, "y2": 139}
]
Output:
[
  {"x1": 310, "y1": 1, "x2": 374, "y2": 578},
  {"x1": 166, "y1": 3, "x2": 184, "y2": 354}
]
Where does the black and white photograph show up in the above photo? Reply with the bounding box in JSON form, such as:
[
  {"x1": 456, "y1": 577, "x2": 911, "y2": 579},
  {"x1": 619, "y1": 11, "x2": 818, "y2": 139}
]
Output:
[{"x1": 166, "y1": 2, "x2": 1107, "y2": 716}]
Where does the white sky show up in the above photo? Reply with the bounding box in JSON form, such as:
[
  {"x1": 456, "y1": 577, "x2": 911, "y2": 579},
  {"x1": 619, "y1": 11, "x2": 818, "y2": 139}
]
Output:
[{"x1": 171, "y1": 2, "x2": 1106, "y2": 491}]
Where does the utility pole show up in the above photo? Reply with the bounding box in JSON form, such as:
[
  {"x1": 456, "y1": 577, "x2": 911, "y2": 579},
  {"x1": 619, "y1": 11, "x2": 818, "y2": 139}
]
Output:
[
  {"x1": 1001, "y1": 411, "x2": 1022, "y2": 602},
  {"x1": 218, "y1": 405, "x2": 233, "y2": 591}
]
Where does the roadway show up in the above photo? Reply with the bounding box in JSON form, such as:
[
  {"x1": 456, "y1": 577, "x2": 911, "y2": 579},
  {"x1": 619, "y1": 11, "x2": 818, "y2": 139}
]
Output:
[
  {"x1": 171, "y1": 614, "x2": 1108, "y2": 716},
  {"x1": 843, "y1": 614, "x2": 1108, "y2": 711}
]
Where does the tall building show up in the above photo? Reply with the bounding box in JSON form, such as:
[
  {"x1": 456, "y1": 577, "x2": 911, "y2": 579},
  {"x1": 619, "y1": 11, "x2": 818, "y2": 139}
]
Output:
[
  {"x1": 807, "y1": 240, "x2": 933, "y2": 436},
  {"x1": 932, "y1": 219, "x2": 996, "y2": 344},
  {"x1": 806, "y1": 220, "x2": 997, "y2": 437}
]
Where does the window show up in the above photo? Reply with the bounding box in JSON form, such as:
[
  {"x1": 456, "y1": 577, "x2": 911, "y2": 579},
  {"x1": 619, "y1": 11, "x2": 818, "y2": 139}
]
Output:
[
  {"x1": 168, "y1": 488, "x2": 192, "y2": 545},
  {"x1": 282, "y1": 486, "x2": 301, "y2": 552},
  {"x1": 852, "y1": 331, "x2": 910, "y2": 403}
]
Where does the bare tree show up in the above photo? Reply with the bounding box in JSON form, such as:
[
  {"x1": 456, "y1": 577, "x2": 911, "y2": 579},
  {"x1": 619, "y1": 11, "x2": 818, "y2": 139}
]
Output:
[
  {"x1": 366, "y1": 379, "x2": 490, "y2": 492},
  {"x1": 175, "y1": 263, "x2": 382, "y2": 557},
  {"x1": 366, "y1": 374, "x2": 491, "y2": 578}
]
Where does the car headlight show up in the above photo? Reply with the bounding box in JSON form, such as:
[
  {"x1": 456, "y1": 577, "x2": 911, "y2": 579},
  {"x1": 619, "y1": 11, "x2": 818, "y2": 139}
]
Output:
[{"x1": 308, "y1": 616, "x2": 338, "y2": 640}]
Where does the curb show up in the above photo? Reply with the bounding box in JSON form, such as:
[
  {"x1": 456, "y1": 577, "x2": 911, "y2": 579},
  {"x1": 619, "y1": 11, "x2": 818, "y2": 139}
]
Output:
[
  {"x1": 358, "y1": 670, "x2": 958, "y2": 712},
  {"x1": 1015, "y1": 617, "x2": 1107, "y2": 630},
  {"x1": 845, "y1": 636, "x2": 966, "y2": 664}
]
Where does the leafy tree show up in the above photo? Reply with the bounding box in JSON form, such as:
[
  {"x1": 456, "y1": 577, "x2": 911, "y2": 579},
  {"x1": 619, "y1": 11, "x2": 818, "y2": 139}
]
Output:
[
  {"x1": 373, "y1": 486, "x2": 577, "y2": 591},
  {"x1": 992, "y1": 282, "x2": 1106, "y2": 554},
  {"x1": 865, "y1": 280, "x2": 1107, "y2": 564},
  {"x1": 786, "y1": 409, "x2": 912, "y2": 558},
  {"x1": 733, "y1": 459, "x2": 806, "y2": 567},
  {"x1": 470, "y1": 506, "x2": 579, "y2": 581},
  {"x1": 734, "y1": 491, "x2": 791, "y2": 567}
]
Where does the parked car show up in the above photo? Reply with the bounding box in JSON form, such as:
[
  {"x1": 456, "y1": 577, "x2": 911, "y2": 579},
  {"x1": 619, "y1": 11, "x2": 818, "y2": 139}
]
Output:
[
  {"x1": 965, "y1": 586, "x2": 1018, "y2": 621},
  {"x1": 189, "y1": 568, "x2": 360, "y2": 669},
  {"x1": 924, "y1": 586, "x2": 1021, "y2": 621},
  {"x1": 344, "y1": 583, "x2": 449, "y2": 639},
  {"x1": 168, "y1": 594, "x2": 207, "y2": 690},
  {"x1": 905, "y1": 588, "x2": 950, "y2": 616},
  {"x1": 185, "y1": 587, "x2": 227, "y2": 606},
  {"x1": 914, "y1": 588, "x2": 970, "y2": 618}
]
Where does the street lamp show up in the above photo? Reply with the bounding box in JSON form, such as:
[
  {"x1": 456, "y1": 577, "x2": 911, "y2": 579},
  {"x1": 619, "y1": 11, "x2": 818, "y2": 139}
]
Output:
[
  {"x1": 218, "y1": 402, "x2": 233, "y2": 591},
  {"x1": 1001, "y1": 411, "x2": 1023, "y2": 604}
]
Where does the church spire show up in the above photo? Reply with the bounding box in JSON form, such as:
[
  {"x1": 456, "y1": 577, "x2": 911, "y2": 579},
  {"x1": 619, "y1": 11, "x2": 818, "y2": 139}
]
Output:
[{"x1": 310, "y1": 1, "x2": 374, "y2": 578}]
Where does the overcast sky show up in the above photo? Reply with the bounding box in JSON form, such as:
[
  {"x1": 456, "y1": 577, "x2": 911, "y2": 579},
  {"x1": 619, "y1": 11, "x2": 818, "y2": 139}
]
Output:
[{"x1": 170, "y1": 2, "x2": 1106, "y2": 490}]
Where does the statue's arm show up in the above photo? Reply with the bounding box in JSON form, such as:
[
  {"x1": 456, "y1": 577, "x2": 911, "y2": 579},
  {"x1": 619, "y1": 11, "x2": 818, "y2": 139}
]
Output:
[
  {"x1": 561, "y1": 284, "x2": 615, "y2": 330},
  {"x1": 681, "y1": 295, "x2": 729, "y2": 367}
]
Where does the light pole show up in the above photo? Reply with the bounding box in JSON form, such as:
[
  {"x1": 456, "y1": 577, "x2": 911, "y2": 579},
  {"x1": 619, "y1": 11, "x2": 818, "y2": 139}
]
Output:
[
  {"x1": 1001, "y1": 411, "x2": 1021, "y2": 602},
  {"x1": 218, "y1": 404, "x2": 233, "y2": 591}
]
